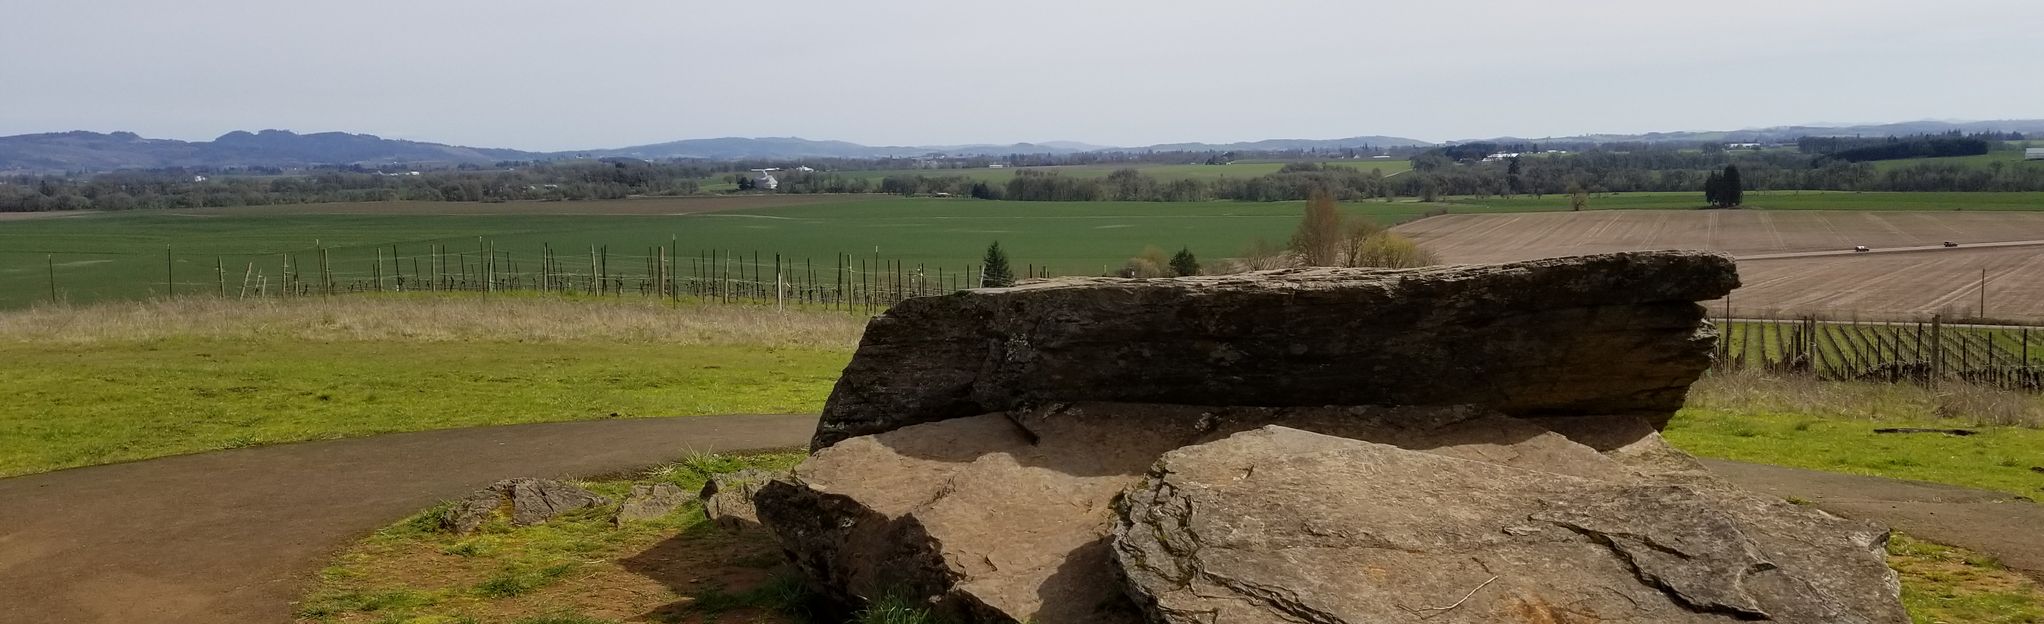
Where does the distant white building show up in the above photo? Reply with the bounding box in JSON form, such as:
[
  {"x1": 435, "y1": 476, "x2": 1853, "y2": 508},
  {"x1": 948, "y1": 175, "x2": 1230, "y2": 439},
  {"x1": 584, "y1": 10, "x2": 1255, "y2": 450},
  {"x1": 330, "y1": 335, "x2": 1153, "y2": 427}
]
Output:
[
  {"x1": 192, "y1": 175, "x2": 209, "y2": 182},
  {"x1": 1726, "y1": 143, "x2": 1763, "y2": 149},
  {"x1": 1481, "y1": 152, "x2": 1522, "y2": 162},
  {"x1": 753, "y1": 171, "x2": 779, "y2": 190},
  {"x1": 988, "y1": 163, "x2": 1007, "y2": 168},
  {"x1": 2026, "y1": 148, "x2": 2044, "y2": 161}
]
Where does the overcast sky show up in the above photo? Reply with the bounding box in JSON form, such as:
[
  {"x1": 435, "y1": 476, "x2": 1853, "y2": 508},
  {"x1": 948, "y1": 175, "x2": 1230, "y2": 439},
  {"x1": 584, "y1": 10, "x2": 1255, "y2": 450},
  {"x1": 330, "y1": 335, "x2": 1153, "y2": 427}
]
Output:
[{"x1": 5, "y1": 0, "x2": 2041, "y2": 151}]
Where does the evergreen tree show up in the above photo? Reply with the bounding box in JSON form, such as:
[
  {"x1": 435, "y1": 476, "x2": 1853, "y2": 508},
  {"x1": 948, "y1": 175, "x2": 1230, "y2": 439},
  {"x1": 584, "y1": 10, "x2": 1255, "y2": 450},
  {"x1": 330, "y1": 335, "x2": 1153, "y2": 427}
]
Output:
[
  {"x1": 1170, "y1": 247, "x2": 1200, "y2": 277},
  {"x1": 980, "y1": 241, "x2": 1015, "y2": 287},
  {"x1": 1703, "y1": 171, "x2": 1723, "y2": 207},
  {"x1": 1720, "y1": 165, "x2": 1744, "y2": 207}
]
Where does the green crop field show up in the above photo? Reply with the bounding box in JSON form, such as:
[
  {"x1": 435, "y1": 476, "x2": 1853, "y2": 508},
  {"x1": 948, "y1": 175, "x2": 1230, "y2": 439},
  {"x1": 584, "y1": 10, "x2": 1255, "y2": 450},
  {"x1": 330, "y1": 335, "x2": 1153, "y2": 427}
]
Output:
[
  {"x1": 697, "y1": 160, "x2": 1410, "y2": 192},
  {"x1": 0, "y1": 196, "x2": 1444, "y2": 308},
  {"x1": 7, "y1": 189, "x2": 2044, "y2": 309},
  {"x1": 825, "y1": 159, "x2": 1413, "y2": 184},
  {"x1": 1870, "y1": 150, "x2": 2044, "y2": 172}
]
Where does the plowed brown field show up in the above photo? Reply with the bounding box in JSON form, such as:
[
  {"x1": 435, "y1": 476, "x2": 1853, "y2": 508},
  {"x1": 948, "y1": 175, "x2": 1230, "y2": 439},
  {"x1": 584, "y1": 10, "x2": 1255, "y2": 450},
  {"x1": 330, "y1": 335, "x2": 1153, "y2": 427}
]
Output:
[
  {"x1": 1395, "y1": 210, "x2": 2044, "y2": 321},
  {"x1": 1398, "y1": 210, "x2": 2044, "y2": 264}
]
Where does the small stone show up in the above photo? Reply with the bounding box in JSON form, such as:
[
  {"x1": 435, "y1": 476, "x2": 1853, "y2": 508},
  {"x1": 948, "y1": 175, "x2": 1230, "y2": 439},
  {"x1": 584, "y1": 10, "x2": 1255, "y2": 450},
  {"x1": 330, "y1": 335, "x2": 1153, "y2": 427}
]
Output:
[
  {"x1": 439, "y1": 478, "x2": 609, "y2": 534},
  {"x1": 612, "y1": 483, "x2": 689, "y2": 525},
  {"x1": 699, "y1": 468, "x2": 785, "y2": 531}
]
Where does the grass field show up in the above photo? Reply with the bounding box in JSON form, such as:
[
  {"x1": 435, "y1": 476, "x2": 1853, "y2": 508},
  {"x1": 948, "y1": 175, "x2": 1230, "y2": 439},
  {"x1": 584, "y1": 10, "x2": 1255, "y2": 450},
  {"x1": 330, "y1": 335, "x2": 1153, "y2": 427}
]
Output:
[
  {"x1": 1871, "y1": 150, "x2": 2044, "y2": 172},
  {"x1": 0, "y1": 297, "x2": 862, "y2": 477},
  {"x1": 0, "y1": 196, "x2": 1455, "y2": 308},
  {"x1": 1668, "y1": 370, "x2": 2044, "y2": 497},
  {"x1": 8, "y1": 189, "x2": 2044, "y2": 308},
  {"x1": 819, "y1": 159, "x2": 1413, "y2": 184}
]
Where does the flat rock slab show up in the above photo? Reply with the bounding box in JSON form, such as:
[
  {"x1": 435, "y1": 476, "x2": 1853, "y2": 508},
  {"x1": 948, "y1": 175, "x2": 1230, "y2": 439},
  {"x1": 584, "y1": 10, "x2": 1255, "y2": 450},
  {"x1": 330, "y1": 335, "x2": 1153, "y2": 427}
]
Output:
[
  {"x1": 613, "y1": 483, "x2": 690, "y2": 524},
  {"x1": 756, "y1": 402, "x2": 1666, "y2": 624},
  {"x1": 1115, "y1": 427, "x2": 1908, "y2": 624},
  {"x1": 814, "y1": 251, "x2": 1739, "y2": 448},
  {"x1": 441, "y1": 478, "x2": 610, "y2": 534}
]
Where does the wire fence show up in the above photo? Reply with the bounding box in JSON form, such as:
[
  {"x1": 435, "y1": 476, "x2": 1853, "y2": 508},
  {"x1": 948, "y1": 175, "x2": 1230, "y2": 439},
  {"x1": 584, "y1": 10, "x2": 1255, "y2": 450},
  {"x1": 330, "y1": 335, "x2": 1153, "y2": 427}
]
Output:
[
  {"x1": 64, "y1": 241, "x2": 1052, "y2": 315},
  {"x1": 1715, "y1": 314, "x2": 2044, "y2": 392}
]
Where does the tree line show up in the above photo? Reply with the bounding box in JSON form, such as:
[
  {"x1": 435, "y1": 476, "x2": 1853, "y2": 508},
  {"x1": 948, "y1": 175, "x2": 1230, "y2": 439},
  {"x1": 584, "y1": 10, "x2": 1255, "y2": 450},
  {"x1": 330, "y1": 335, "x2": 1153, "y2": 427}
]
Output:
[{"x1": 7, "y1": 139, "x2": 2042, "y2": 213}]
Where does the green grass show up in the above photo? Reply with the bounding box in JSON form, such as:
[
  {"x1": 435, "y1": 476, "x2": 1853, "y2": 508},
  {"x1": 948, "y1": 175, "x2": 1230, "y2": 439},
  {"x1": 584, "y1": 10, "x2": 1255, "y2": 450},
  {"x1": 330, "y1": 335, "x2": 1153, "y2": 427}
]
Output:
[
  {"x1": 1889, "y1": 534, "x2": 2044, "y2": 624},
  {"x1": 1871, "y1": 150, "x2": 2044, "y2": 172},
  {"x1": 298, "y1": 452, "x2": 810, "y2": 624},
  {"x1": 0, "y1": 337, "x2": 848, "y2": 477},
  {"x1": 1665, "y1": 408, "x2": 2044, "y2": 498},
  {"x1": 0, "y1": 196, "x2": 1447, "y2": 308},
  {"x1": 826, "y1": 159, "x2": 1412, "y2": 184},
  {"x1": 12, "y1": 188, "x2": 2044, "y2": 308}
]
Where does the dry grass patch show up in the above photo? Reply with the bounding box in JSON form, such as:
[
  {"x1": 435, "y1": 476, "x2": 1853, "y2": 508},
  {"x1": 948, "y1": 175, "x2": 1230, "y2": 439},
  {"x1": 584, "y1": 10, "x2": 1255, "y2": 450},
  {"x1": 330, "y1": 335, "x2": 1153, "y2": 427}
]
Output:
[
  {"x1": 0, "y1": 295, "x2": 866, "y2": 348},
  {"x1": 1689, "y1": 368, "x2": 2044, "y2": 428}
]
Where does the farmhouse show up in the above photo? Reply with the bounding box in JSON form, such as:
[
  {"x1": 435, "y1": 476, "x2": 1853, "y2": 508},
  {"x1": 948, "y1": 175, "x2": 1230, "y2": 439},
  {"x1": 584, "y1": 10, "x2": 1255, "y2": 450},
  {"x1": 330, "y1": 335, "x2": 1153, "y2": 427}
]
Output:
[
  {"x1": 753, "y1": 171, "x2": 779, "y2": 190},
  {"x1": 2027, "y1": 147, "x2": 2044, "y2": 160}
]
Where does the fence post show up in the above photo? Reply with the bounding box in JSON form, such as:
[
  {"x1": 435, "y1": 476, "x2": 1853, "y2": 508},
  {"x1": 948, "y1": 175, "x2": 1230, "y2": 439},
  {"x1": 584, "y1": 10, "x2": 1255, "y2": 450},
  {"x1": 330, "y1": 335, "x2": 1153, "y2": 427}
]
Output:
[
  {"x1": 47, "y1": 254, "x2": 56, "y2": 302},
  {"x1": 165, "y1": 245, "x2": 174, "y2": 297}
]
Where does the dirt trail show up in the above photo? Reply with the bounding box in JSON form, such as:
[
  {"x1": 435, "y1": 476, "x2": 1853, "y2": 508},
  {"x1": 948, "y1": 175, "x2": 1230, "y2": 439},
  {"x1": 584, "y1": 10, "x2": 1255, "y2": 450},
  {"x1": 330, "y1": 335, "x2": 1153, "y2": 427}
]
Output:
[
  {"x1": 0, "y1": 414, "x2": 817, "y2": 624},
  {"x1": 3, "y1": 417, "x2": 2038, "y2": 624},
  {"x1": 1703, "y1": 459, "x2": 2044, "y2": 577}
]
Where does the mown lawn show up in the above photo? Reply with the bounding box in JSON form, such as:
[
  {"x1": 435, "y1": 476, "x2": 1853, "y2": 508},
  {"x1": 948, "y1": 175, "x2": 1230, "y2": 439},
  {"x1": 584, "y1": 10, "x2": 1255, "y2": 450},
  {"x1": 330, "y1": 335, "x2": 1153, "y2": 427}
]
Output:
[
  {"x1": 0, "y1": 338, "x2": 850, "y2": 477},
  {"x1": 1665, "y1": 408, "x2": 2044, "y2": 498}
]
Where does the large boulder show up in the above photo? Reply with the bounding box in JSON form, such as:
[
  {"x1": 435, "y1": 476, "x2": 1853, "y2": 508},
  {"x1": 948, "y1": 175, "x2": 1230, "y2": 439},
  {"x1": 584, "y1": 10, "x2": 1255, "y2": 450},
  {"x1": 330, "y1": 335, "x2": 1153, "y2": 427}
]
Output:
[
  {"x1": 754, "y1": 402, "x2": 1662, "y2": 624},
  {"x1": 813, "y1": 251, "x2": 1739, "y2": 448},
  {"x1": 1114, "y1": 426, "x2": 1907, "y2": 624}
]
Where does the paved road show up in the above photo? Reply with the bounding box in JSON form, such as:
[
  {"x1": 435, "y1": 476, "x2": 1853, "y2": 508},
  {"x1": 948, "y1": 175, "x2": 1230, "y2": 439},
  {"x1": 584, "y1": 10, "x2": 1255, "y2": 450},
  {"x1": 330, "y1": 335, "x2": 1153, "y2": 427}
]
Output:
[
  {"x1": 1704, "y1": 459, "x2": 2044, "y2": 577},
  {"x1": 4, "y1": 416, "x2": 2038, "y2": 624},
  {"x1": 1736, "y1": 238, "x2": 2044, "y2": 261},
  {"x1": 0, "y1": 414, "x2": 818, "y2": 624}
]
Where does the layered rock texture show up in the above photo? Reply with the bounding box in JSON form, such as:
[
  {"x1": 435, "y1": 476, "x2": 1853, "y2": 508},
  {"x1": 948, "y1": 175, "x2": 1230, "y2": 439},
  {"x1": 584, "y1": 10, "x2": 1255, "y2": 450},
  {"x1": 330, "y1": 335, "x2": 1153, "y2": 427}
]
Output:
[
  {"x1": 1116, "y1": 427, "x2": 1905, "y2": 624},
  {"x1": 754, "y1": 252, "x2": 1909, "y2": 623},
  {"x1": 440, "y1": 478, "x2": 609, "y2": 534},
  {"x1": 813, "y1": 250, "x2": 1740, "y2": 448}
]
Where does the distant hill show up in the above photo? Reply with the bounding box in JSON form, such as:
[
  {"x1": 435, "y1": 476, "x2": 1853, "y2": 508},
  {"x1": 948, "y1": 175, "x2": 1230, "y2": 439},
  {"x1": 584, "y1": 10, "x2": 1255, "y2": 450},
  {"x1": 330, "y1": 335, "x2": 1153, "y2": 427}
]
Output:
[
  {"x1": 0, "y1": 130, "x2": 540, "y2": 171},
  {"x1": 1136, "y1": 136, "x2": 1435, "y2": 152},
  {"x1": 7, "y1": 120, "x2": 2041, "y2": 173},
  {"x1": 591, "y1": 137, "x2": 1110, "y2": 160},
  {"x1": 1478, "y1": 120, "x2": 2044, "y2": 145}
]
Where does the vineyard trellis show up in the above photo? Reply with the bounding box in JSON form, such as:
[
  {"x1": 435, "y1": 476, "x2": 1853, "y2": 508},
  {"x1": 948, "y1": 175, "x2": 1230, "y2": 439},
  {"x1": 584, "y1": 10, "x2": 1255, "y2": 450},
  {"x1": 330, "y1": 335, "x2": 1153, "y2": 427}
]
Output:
[
  {"x1": 1715, "y1": 314, "x2": 2044, "y2": 392},
  {"x1": 106, "y1": 240, "x2": 1053, "y2": 315}
]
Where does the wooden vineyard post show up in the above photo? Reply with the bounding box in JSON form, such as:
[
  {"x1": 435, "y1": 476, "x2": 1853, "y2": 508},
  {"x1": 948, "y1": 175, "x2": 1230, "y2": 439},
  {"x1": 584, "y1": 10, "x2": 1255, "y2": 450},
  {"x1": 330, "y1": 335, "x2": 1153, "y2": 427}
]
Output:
[
  {"x1": 374, "y1": 248, "x2": 384, "y2": 293},
  {"x1": 239, "y1": 262, "x2": 254, "y2": 299},
  {"x1": 165, "y1": 245, "x2": 174, "y2": 297},
  {"x1": 47, "y1": 254, "x2": 56, "y2": 302}
]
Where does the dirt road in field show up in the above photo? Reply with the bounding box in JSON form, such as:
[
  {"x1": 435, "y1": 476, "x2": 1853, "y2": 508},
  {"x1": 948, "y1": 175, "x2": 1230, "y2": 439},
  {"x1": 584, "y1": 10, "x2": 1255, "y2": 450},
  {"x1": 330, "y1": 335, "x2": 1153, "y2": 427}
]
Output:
[
  {"x1": 3, "y1": 416, "x2": 2040, "y2": 624},
  {"x1": 0, "y1": 414, "x2": 817, "y2": 624},
  {"x1": 1735, "y1": 238, "x2": 2044, "y2": 260}
]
